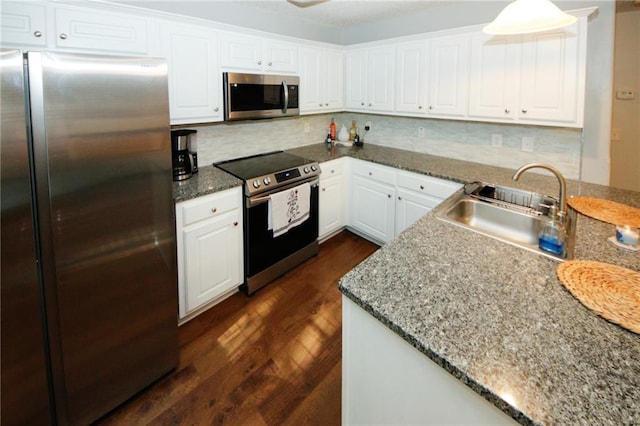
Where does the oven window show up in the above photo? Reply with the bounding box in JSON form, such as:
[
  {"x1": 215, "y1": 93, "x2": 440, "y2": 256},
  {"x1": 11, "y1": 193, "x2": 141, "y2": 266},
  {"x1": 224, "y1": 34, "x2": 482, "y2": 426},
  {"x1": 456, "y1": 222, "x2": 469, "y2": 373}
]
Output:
[{"x1": 245, "y1": 185, "x2": 318, "y2": 277}]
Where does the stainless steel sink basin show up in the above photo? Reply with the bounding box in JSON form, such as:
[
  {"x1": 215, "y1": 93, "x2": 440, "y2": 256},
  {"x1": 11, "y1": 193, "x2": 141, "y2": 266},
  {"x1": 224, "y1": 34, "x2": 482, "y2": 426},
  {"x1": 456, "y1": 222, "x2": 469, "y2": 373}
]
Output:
[{"x1": 437, "y1": 183, "x2": 573, "y2": 261}]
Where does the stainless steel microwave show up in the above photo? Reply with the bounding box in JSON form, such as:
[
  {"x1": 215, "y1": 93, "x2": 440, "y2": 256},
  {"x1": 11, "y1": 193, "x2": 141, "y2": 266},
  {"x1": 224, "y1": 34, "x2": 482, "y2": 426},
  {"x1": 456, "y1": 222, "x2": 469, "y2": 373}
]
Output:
[{"x1": 223, "y1": 72, "x2": 299, "y2": 121}]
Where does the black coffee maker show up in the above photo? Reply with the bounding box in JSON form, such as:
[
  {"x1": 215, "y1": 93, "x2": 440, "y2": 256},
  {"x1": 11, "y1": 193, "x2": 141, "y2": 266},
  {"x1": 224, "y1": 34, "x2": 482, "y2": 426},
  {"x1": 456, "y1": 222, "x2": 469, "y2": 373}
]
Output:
[{"x1": 171, "y1": 129, "x2": 197, "y2": 181}]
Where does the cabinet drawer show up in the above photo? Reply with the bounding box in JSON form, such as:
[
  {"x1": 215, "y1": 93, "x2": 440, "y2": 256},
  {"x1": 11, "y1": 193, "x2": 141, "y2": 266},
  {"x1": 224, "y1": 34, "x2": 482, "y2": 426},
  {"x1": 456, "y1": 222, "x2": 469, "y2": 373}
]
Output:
[
  {"x1": 397, "y1": 171, "x2": 461, "y2": 199},
  {"x1": 320, "y1": 158, "x2": 345, "y2": 179},
  {"x1": 179, "y1": 188, "x2": 241, "y2": 227},
  {"x1": 351, "y1": 160, "x2": 396, "y2": 185}
]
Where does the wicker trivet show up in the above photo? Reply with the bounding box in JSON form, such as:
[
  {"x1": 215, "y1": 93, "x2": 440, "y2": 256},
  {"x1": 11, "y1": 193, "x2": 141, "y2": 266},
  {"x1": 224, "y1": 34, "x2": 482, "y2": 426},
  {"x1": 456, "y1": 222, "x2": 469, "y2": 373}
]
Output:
[
  {"x1": 567, "y1": 196, "x2": 640, "y2": 227},
  {"x1": 557, "y1": 260, "x2": 640, "y2": 334}
]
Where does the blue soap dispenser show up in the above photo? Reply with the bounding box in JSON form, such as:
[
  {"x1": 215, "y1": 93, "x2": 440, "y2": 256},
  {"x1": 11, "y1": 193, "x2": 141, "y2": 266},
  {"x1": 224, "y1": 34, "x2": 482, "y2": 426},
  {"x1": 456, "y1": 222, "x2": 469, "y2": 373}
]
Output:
[{"x1": 538, "y1": 205, "x2": 566, "y2": 255}]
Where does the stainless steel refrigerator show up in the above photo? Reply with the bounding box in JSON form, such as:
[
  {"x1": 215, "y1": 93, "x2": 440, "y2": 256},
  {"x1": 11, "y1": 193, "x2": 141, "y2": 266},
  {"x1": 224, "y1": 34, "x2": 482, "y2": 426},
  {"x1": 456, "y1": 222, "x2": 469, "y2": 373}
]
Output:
[{"x1": 1, "y1": 50, "x2": 178, "y2": 425}]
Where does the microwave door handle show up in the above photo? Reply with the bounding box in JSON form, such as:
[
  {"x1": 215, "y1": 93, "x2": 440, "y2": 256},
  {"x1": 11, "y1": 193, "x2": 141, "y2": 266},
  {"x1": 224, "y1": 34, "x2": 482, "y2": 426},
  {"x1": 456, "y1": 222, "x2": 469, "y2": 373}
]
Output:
[{"x1": 282, "y1": 80, "x2": 288, "y2": 114}]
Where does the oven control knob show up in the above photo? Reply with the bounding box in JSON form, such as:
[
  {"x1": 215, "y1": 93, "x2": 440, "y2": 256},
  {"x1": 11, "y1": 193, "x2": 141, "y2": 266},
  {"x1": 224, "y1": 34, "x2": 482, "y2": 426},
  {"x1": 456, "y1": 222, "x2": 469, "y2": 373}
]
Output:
[
  {"x1": 311, "y1": 165, "x2": 318, "y2": 172},
  {"x1": 252, "y1": 180, "x2": 260, "y2": 189},
  {"x1": 303, "y1": 167, "x2": 310, "y2": 174},
  {"x1": 263, "y1": 177, "x2": 271, "y2": 185}
]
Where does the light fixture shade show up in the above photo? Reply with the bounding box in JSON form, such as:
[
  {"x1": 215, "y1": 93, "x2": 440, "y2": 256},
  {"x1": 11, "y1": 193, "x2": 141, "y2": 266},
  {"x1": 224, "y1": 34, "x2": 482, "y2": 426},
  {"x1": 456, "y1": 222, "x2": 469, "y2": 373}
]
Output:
[{"x1": 483, "y1": 0, "x2": 577, "y2": 35}]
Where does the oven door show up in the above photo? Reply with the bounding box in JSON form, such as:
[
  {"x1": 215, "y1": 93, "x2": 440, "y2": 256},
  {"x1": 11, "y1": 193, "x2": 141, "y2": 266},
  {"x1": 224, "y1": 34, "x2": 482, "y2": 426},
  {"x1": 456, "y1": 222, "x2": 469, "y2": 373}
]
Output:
[
  {"x1": 223, "y1": 72, "x2": 299, "y2": 121},
  {"x1": 244, "y1": 179, "x2": 319, "y2": 294}
]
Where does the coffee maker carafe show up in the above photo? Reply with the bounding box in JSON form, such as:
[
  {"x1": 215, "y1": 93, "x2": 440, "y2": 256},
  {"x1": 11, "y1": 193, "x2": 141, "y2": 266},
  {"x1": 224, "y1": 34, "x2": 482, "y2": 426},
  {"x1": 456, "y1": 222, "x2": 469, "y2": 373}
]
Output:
[{"x1": 171, "y1": 129, "x2": 197, "y2": 181}]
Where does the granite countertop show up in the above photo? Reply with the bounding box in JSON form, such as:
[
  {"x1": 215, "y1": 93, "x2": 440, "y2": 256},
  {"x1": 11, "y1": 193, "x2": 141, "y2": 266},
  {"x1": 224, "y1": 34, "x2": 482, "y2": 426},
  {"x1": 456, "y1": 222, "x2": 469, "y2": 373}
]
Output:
[
  {"x1": 172, "y1": 165, "x2": 243, "y2": 203},
  {"x1": 174, "y1": 143, "x2": 639, "y2": 424}
]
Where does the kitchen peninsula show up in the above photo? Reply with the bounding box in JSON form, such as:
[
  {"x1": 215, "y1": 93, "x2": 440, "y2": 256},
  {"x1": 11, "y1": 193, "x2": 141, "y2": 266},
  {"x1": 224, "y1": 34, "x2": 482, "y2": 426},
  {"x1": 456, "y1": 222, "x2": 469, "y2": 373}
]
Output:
[
  {"x1": 286, "y1": 143, "x2": 640, "y2": 425},
  {"x1": 177, "y1": 143, "x2": 639, "y2": 425}
]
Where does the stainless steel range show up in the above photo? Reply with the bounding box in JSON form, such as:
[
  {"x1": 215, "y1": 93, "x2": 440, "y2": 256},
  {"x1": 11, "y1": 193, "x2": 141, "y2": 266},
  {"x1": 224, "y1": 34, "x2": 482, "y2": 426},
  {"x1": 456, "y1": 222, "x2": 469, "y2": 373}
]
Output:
[{"x1": 215, "y1": 151, "x2": 321, "y2": 295}]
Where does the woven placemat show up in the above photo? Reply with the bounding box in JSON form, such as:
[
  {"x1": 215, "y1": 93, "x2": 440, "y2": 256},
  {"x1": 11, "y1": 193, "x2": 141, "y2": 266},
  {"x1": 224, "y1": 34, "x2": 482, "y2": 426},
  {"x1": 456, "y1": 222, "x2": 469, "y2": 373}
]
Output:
[
  {"x1": 557, "y1": 260, "x2": 640, "y2": 334},
  {"x1": 567, "y1": 196, "x2": 640, "y2": 227}
]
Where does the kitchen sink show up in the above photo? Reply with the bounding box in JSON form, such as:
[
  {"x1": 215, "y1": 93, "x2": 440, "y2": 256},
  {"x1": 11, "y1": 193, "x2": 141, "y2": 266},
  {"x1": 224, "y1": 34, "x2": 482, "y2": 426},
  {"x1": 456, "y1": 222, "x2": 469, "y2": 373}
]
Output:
[{"x1": 437, "y1": 182, "x2": 573, "y2": 261}]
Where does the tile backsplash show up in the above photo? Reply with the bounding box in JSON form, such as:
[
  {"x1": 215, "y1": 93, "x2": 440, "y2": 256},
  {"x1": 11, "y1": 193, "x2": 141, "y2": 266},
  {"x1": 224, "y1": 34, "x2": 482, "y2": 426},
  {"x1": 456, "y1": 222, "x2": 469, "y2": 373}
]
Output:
[{"x1": 185, "y1": 113, "x2": 582, "y2": 179}]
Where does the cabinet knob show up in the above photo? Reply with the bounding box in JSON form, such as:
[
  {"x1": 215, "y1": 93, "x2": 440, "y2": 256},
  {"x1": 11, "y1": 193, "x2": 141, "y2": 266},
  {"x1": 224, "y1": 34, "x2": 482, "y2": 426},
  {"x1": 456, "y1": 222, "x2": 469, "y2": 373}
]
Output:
[
  {"x1": 420, "y1": 185, "x2": 424, "y2": 190},
  {"x1": 331, "y1": 169, "x2": 335, "y2": 173},
  {"x1": 325, "y1": 103, "x2": 329, "y2": 106},
  {"x1": 34, "y1": 31, "x2": 43, "y2": 38},
  {"x1": 398, "y1": 196, "x2": 402, "y2": 200},
  {"x1": 214, "y1": 107, "x2": 219, "y2": 112},
  {"x1": 322, "y1": 188, "x2": 326, "y2": 191},
  {"x1": 418, "y1": 105, "x2": 423, "y2": 110},
  {"x1": 361, "y1": 102, "x2": 365, "y2": 106},
  {"x1": 429, "y1": 105, "x2": 433, "y2": 110},
  {"x1": 257, "y1": 60, "x2": 262, "y2": 65},
  {"x1": 387, "y1": 194, "x2": 392, "y2": 198},
  {"x1": 268, "y1": 62, "x2": 272, "y2": 66},
  {"x1": 368, "y1": 103, "x2": 372, "y2": 107},
  {"x1": 211, "y1": 207, "x2": 217, "y2": 214},
  {"x1": 319, "y1": 103, "x2": 323, "y2": 107},
  {"x1": 59, "y1": 33, "x2": 67, "y2": 40},
  {"x1": 522, "y1": 108, "x2": 527, "y2": 114},
  {"x1": 233, "y1": 221, "x2": 239, "y2": 226},
  {"x1": 505, "y1": 108, "x2": 510, "y2": 114},
  {"x1": 368, "y1": 172, "x2": 372, "y2": 176}
]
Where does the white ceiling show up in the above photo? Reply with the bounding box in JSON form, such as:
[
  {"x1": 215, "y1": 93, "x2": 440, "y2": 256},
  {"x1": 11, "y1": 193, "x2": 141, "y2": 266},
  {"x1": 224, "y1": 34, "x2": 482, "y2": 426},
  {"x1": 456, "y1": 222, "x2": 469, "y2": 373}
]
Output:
[{"x1": 111, "y1": 0, "x2": 451, "y2": 29}]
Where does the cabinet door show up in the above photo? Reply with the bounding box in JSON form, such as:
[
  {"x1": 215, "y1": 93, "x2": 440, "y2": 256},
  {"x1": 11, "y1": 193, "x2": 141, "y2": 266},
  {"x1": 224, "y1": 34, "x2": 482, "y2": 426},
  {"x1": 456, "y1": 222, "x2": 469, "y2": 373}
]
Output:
[
  {"x1": 396, "y1": 40, "x2": 428, "y2": 115},
  {"x1": 519, "y1": 24, "x2": 580, "y2": 124},
  {"x1": 344, "y1": 49, "x2": 368, "y2": 110},
  {"x1": 351, "y1": 175, "x2": 395, "y2": 244},
  {"x1": 299, "y1": 46, "x2": 324, "y2": 112},
  {"x1": 221, "y1": 32, "x2": 263, "y2": 72},
  {"x1": 395, "y1": 189, "x2": 441, "y2": 235},
  {"x1": 160, "y1": 22, "x2": 221, "y2": 124},
  {"x1": 325, "y1": 48, "x2": 344, "y2": 110},
  {"x1": 319, "y1": 172, "x2": 345, "y2": 240},
  {"x1": 264, "y1": 39, "x2": 298, "y2": 73},
  {"x1": 428, "y1": 34, "x2": 469, "y2": 117},
  {"x1": 53, "y1": 6, "x2": 149, "y2": 54},
  {"x1": 468, "y1": 32, "x2": 520, "y2": 121},
  {"x1": 182, "y1": 210, "x2": 242, "y2": 316},
  {"x1": 367, "y1": 46, "x2": 395, "y2": 112},
  {"x1": 0, "y1": 2, "x2": 47, "y2": 47}
]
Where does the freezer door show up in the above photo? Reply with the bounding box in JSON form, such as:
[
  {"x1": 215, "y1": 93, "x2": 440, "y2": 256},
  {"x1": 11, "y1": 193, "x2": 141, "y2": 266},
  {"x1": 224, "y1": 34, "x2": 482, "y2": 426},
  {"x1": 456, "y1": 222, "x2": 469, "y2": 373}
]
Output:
[
  {"x1": 0, "y1": 50, "x2": 53, "y2": 425},
  {"x1": 28, "y1": 51, "x2": 179, "y2": 425}
]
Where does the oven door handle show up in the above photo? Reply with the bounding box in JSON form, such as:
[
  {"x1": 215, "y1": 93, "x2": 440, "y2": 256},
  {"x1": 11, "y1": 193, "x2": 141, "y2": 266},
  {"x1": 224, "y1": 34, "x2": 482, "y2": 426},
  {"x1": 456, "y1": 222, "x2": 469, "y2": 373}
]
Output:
[{"x1": 248, "y1": 178, "x2": 319, "y2": 207}]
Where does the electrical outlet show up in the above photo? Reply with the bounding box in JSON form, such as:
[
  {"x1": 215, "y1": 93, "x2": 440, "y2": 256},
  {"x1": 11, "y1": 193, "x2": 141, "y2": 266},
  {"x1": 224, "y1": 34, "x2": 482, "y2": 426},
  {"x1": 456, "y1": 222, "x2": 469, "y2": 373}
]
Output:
[
  {"x1": 491, "y1": 134, "x2": 502, "y2": 148},
  {"x1": 365, "y1": 121, "x2": 372, "y2": 131},
  {"x1": 521, "y1": 137, "x2": 535, "y2": 152},
  {"x1": 304, "y1": 123, "x2": 310, "y2": 133},
  {"x1": 418, "y1": 127, "x2": 425, "y2": 137}
]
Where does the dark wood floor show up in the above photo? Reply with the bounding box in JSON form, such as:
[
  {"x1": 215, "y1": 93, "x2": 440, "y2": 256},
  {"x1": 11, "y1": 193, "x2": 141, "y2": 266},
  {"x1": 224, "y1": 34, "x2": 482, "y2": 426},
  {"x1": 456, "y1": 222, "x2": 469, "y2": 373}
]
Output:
[{"x1": 98, "y1": 231, "x2": 378, "y2": 425}]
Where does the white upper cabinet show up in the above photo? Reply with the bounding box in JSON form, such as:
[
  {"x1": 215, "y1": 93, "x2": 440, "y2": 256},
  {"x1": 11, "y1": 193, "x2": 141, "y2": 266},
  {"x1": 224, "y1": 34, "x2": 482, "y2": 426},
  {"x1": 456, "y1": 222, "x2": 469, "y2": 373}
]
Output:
[
  {"x1": 299, "y1": 45, "x2": 344, "y2": 113},
  {"x1": 53, "y1": 6, "x2": 149, "y2": 54},
  {"x1": 159, "y1": 22, "x2": 222, "y2": 125},
  {"x1": 344, "y1": 46, "x2": 395, "y2": 113},
  {"x1": 0, "y1": 2, "x2": 48, "y2": 47},
  {"x1": 518, "y1": 21, "x2": 582, "y2": 125},
  {"x1": 344, "y1": 49, "x2": 369, "y2": 110},
  {"x1": 427, "y1": 34, "x2": 470, "y2": 117},
  {"x1": 468, "y1": 33, "x2": 520, "y2": 121},
  {"x1": 395, "y1": 40, "x2": 429, "y2": 115},
  {"x1": 221, "y1": 32, "x2": 298, "y2": 74},
  {"x1": 469, "y1": 18, "x2": 585, "y2": 126}
]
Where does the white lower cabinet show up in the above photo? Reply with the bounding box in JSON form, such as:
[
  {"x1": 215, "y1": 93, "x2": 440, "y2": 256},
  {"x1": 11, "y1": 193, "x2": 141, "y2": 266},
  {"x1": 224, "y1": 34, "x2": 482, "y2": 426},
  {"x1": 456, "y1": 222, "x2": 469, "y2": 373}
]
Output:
[
  {"x1": 349, "y1": 160, "x2": 397, "y2": 244},
  {"x1": 342, "y1": 296, "x2": 516, "y2": 425},
  {"x1": 175, "y1": 188, "x2": 243, "y2": 323},
  {"x1": 347, "y1": 159, "x2": 461, "y2": 244},
  {"x1": 319, "y1": 158, "x2": 347, "y2": 241},
  {"x1": 395, "y1": 170, "x2": 462, "y2": 235}
]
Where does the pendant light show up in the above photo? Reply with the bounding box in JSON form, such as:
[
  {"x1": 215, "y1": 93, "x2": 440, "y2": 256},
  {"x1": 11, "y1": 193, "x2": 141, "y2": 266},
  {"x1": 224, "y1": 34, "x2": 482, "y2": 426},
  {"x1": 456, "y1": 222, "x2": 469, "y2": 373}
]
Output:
[{"x1": 483, "y1": 0, "x2": 577, "y2": 35}]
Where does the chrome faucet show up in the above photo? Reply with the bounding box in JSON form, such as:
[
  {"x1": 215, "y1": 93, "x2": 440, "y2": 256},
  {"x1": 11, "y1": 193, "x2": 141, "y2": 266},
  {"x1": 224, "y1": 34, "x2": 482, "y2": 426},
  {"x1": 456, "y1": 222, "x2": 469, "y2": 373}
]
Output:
[{"x1": 512, "y1": 163, "x2": 567, "y2": 220}]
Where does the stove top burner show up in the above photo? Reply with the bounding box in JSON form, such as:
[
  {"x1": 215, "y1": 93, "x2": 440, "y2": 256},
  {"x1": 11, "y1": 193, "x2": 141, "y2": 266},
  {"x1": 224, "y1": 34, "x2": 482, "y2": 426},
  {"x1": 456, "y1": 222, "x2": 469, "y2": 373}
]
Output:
[{"x1": 215, "y1": 151, "x2": 320, "y2": 196}]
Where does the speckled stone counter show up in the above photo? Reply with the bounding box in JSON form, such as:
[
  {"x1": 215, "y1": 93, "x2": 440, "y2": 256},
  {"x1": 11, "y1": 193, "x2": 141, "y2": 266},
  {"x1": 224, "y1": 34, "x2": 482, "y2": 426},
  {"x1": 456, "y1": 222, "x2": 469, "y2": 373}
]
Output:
[
  {"x1": 288, "y1": 143, "x2": 640, "y2": 425},
  {"x1": 172, "y1": 165, "x2": 243, "y2": 203}
]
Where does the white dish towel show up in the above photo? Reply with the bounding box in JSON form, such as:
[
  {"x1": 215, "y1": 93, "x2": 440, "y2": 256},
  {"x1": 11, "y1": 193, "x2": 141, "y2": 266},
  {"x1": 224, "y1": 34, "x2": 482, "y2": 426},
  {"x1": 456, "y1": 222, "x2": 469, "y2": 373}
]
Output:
[{"x1": 268, "y1": 182, "x2": 311, "y2": 237}]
